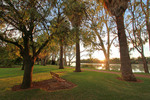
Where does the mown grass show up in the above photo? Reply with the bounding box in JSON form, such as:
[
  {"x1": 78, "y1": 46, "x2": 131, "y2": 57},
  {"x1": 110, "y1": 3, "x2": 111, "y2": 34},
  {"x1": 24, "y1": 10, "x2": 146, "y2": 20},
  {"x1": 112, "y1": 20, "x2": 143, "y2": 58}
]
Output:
[{"x1": 0, "y1": 65, "x2": 150, "y2": 100}]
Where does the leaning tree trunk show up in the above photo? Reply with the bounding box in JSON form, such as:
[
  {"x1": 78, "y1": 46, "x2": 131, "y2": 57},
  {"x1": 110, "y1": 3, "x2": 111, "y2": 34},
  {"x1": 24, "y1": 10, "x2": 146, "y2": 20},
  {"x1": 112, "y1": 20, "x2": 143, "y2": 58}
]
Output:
[
  {"x1": 104, "y1": 52, "x2": 110, "y2": 70},
  {"x1": 75, "y1": 27, "x2": 81, "y2": 72},
  {"x1": 105, "y1": 57, "x2": 110, "y2": 70},
  {"x1": 147, "y1": 24, "x2": 150, "y2": 49},
  {"x1": 59, "y1": 43, "x2": 64, "y2": 69},
  {"x1": 21, "y1": 56, "x2": 36, "y2": 89},
  {"x1": 116, "y1": 15, "x2": 136, "y2": 81},
  {"x1": 141, "y1": 54, "x2": 149, "y2": 73}
]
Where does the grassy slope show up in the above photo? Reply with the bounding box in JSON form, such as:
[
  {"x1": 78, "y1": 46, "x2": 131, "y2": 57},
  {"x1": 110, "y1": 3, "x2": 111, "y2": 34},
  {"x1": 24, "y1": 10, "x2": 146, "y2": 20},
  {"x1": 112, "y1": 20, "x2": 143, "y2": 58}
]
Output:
[{"x1": 0, "y1": 65, "x2": 150, "y2": 100}]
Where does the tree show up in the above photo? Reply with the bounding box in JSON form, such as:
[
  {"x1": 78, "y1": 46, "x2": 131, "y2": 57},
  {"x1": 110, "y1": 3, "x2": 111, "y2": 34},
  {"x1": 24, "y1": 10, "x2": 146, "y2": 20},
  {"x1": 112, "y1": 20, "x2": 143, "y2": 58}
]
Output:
[
  {"x1": 0, "y1": 0, "x2": 56, "y2": 88},
  {"x1": 126, "y1": 0, "x2": 149, "y2": 73},
  {"x1": 51, "y1": 17, "x2": 71, "y2": 69},
  {"x1": 56, "y1": 19, "x2": 71, "y2": 69},
  {"x1": 0, "y1": 43, "x2": 21, "y2": 67},
  {"x1": 140, "y1": 0, "x2": 150, "y2": 48},
  {"x1": 64, "y1": 0, "x2": 87, "y2": 72},
  {"x1": 97, "y1": 0, "x2": 136, "y2": 81},
  {"x1": 85, "y1": 3, "x2": 117, "y2": 70}
]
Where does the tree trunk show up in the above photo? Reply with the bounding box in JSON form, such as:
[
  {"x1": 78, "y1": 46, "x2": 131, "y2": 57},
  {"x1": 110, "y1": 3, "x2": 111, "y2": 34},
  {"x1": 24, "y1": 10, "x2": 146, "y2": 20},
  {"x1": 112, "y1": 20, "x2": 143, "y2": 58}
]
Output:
[
  {"x1": 41, "y1": 59, "x2": 43, "y2": 65},
  {"x1": 52, "y1": 60, "x2": 56, "y2": 65},
  {"x1": 63, "y1": 46, "x2": 67, "y2": 66},
  {"x1": 116, "y1": 15, "x2": 136, "y2": 81},
  {"x1": 43, "y1": 58, "x2": 46, "y2": 66},
  {"x1": 141, "y1": 55, "x2": 149, "y2": 73},
  {"x1": 68, "y1": 60, "x2": 71, "y2": 66},
  {"x1": 52, "y1": 54, "x2": 56, "y2": 65},
  {"x1": 21, "y1": 60, "x2": 25, "y2": 70},
  {"x1": 21, "y1": 56, "x2": 35, "y2": 89},
  {"x1": 105, "y1": 57, "x2": 110, "y2": 70},
  {"x1": 37, "y1": 58, "x2": 40, "y2": 65},
  {"x1": 59, "y1": 44, "x2": 64, "y2": 69},
  {"x1": 75, "y1": 27, "x2": 81, "y2": 72},
  {"x1": 147, "y1": 24, "x2": 150, "y2": 49}
]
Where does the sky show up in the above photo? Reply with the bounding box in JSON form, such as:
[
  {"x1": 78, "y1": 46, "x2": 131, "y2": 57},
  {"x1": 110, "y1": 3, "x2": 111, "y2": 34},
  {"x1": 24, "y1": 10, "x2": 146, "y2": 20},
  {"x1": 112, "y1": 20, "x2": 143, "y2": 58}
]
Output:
[{"x1": 81, "y1": 42, "x2": 150, "y2": 60}]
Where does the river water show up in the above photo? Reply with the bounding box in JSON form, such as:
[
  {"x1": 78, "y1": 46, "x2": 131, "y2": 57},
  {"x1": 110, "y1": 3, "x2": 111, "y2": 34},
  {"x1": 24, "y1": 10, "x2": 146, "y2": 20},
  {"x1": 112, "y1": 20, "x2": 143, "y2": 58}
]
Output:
[{"x1": 71, "y1": 63, "x2": 150, "y2": 73}]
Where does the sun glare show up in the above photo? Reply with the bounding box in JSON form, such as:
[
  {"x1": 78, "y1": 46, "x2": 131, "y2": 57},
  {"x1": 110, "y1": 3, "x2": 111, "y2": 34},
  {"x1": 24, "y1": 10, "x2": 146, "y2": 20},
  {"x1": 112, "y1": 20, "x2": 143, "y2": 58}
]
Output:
[{"x1": 93, "y1": 51, "x2": 105, "y2": 61}]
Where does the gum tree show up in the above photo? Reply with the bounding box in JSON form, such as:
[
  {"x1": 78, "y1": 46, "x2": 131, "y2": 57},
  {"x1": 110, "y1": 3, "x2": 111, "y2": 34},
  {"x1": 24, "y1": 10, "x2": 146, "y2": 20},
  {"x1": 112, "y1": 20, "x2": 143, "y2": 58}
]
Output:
[
  {"x1": 0, "y1": 0, "x2": 56, "y2": 88},
  {"x1": 64, "y1": 0, "x2": 87, "y2": 72},
  {"x1": 98, "y1": 0, "x2": 136, "y2": 81}
]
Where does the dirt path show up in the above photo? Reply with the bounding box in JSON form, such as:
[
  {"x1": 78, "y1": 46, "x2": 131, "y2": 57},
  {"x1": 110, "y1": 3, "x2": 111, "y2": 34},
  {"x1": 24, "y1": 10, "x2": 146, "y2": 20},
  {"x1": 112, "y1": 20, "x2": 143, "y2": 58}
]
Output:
[
  {"x1": 66, "y1": 67, "x2": 150, "y2": 79},
  {"x1": 82, "y1": 69, "x2": 150, "y2": 79}
]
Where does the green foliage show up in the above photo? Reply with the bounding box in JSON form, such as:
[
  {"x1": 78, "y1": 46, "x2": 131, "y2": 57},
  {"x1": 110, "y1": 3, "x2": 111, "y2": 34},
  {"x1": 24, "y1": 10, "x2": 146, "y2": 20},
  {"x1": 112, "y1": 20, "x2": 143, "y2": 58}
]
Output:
[
  {"x1": 63, "y1": 0, "x2": 87, "y2": 27},
  {"x1": 81, "y1": 58, "x2": 103, "y2": 63},
  {"x1": 109, "y1": 58, "x2": 121, "y2": 64},
  {"x1": 0, "y1": 43, "x2": 21, "y2": 67}
]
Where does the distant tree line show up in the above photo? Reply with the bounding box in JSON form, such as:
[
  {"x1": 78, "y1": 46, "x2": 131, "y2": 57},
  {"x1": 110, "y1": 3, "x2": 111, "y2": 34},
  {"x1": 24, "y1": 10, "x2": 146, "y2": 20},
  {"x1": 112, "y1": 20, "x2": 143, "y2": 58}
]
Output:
[{"x1": 81, "y1": 57, "x2": 150, "y2": 64}]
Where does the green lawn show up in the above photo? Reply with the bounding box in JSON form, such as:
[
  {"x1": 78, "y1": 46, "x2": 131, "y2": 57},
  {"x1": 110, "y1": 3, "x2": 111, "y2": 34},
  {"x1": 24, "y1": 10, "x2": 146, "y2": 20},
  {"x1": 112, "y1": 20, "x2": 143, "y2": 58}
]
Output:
[{"x1": 0, "y1": 65, "x2": 150, "y2": 100}]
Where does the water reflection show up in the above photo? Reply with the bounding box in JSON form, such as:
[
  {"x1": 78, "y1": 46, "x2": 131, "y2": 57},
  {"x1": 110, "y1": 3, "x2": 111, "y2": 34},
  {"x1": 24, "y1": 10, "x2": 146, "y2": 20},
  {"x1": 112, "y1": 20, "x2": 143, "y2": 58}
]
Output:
[{"x1": 80, "y1": 63, "x2": 150, "y2": 73}]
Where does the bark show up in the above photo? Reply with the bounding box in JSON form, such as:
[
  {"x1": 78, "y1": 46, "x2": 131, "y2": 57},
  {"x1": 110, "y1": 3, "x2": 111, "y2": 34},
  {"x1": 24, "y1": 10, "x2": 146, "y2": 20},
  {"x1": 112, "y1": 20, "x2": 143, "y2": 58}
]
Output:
[
  {"x1": 147, "y1": 24, "x2": 150, "y2": 49},
  {"x1": 75, "y1": 27, "x2": 81, "y2": 72},
  {"x1": 43, "y1": 58, "x2": 46, "y2": 66},
  {"x1": 41, "y1": 59, "x2": 43, "y2": 65},
  {"x1": 105, "y1": 57, "x2": 110, "y2": 70},
  {"x1": 21, "y1": 34, "x2": 35, "y2": 89},
  {"x1": 21, "y1": 61, "x2": 24, "y2": 70},
  {"x1": 141, "y1": 55, "x2": 149, "y2": 73},
  {"x1": 63, "y1": 46, "x2": 67, "y2": 66},
  {"x1": 21, "y1": 56, "x2": 35, "y2": 89},
  {"x1": 116, "y1": 15, "x2": 136, "y2": 81},
  {"x1": 68, "y1": 60, "x2": 71, "y2": 66},
  {"x1": 52, "y1": 54, "x2": 56, "y2": 65},
  {"x1": 37, "y1": 58, "x2": 40, "y2": 65},
  {"x1": 21, "y1": 57, "x2": 25, "y2": 70},
  {"x1": 59, "y1": 44, "x2": 64, "y2": 69},
  {"x1": 52, "y1": 60, "x2": 56, "y2": 65}
]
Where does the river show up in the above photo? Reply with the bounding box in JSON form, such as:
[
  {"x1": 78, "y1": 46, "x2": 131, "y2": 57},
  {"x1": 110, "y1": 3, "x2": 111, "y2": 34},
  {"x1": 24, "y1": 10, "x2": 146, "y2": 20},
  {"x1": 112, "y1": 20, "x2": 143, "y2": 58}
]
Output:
[{"x1": 70, "y1": 63, "x2": 150, "y2": 73}]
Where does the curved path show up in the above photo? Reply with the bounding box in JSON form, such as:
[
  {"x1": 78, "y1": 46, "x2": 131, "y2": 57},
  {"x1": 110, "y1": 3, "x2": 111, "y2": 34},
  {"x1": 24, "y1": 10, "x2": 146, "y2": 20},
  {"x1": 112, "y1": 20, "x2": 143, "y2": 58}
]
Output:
[
  {"x1": 82, "y1": 69, "x2": 150, "y2": 79},
  {"x1": 66, "y1": 67, "x2": 150, "y2": 79}
]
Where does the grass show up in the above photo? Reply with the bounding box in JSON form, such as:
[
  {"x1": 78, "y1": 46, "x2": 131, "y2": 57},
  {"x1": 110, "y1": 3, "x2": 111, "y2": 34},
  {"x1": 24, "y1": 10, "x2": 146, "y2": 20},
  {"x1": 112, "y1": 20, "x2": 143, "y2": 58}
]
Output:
[{"x1": 0, "y1": 65, "x2": 150, "y2": 100}]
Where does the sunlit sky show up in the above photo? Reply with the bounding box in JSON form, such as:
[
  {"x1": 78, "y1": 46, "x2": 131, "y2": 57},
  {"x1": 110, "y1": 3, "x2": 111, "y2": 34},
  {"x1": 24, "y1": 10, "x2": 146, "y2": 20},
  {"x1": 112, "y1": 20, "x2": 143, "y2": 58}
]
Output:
[{"x1": 81, "y1": 43, "x2": 150, "y2": 60}]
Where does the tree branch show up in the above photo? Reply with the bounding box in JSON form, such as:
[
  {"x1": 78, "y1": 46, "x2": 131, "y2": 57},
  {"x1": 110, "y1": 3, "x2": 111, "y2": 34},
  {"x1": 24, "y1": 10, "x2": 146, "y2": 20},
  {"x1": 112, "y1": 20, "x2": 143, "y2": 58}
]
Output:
[
  {"x1": 34, "y1": 34, "x2": 54, "y2": 58},
  {"x1": 0, "y1": 35, "x2": 23, "y2": 50}
]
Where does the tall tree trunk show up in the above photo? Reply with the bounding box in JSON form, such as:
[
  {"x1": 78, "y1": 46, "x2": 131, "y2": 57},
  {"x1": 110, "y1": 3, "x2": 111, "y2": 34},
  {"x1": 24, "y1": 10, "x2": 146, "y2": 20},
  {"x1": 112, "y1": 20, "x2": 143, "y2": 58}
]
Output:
[
  {"x1": 43, "y1": 58, "x2": 46, "y2": 66},
  {"x1": 41, "y1": 59, "x2": 43, "y2": 65},
  {"x1": 146, "y1": 0, "x2": 150, "y2": 49},
  {"x1": 116, "y1": 15, "x2": 136, "y2": 81},
  {"x1": 59, "y1": 44, "x2": 64, "y2": 69},
  {"x1": 141, "y1": 54, "x2": 149, "y2": 73},
  {"x1": 21, "y1": 56, "x2": 35, "y2": 89},
  {"x1": 105, "y1": 57, "x2": 110, "y2": 70},
  {"x1": 21, "y1": 35, "x2": 37, "y2": 89},
  {"x1": 147, "y1": 23, "x2": 150, "y2": 49},
  {"x1": 63, "y1": 46, "x2": 67, "y2": 66},
  {"x1": 104, "y1": 52, "x2": 110, "y2": 70},
  {"x1": 37, "y1": 58, "x2": 40, "y2": 65},
  {"x1": 75, "y1": 27, "x2": 81, "y2": 72},
  {"x1": 52, "y1": 54, "x2": 56, "y2": 65},
  {"x1": 21, "y1": 60, "x2": 25, "y2": 70},
  {"x1": 68, "y1": 60, "x2": 71, "y2": 66}
]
